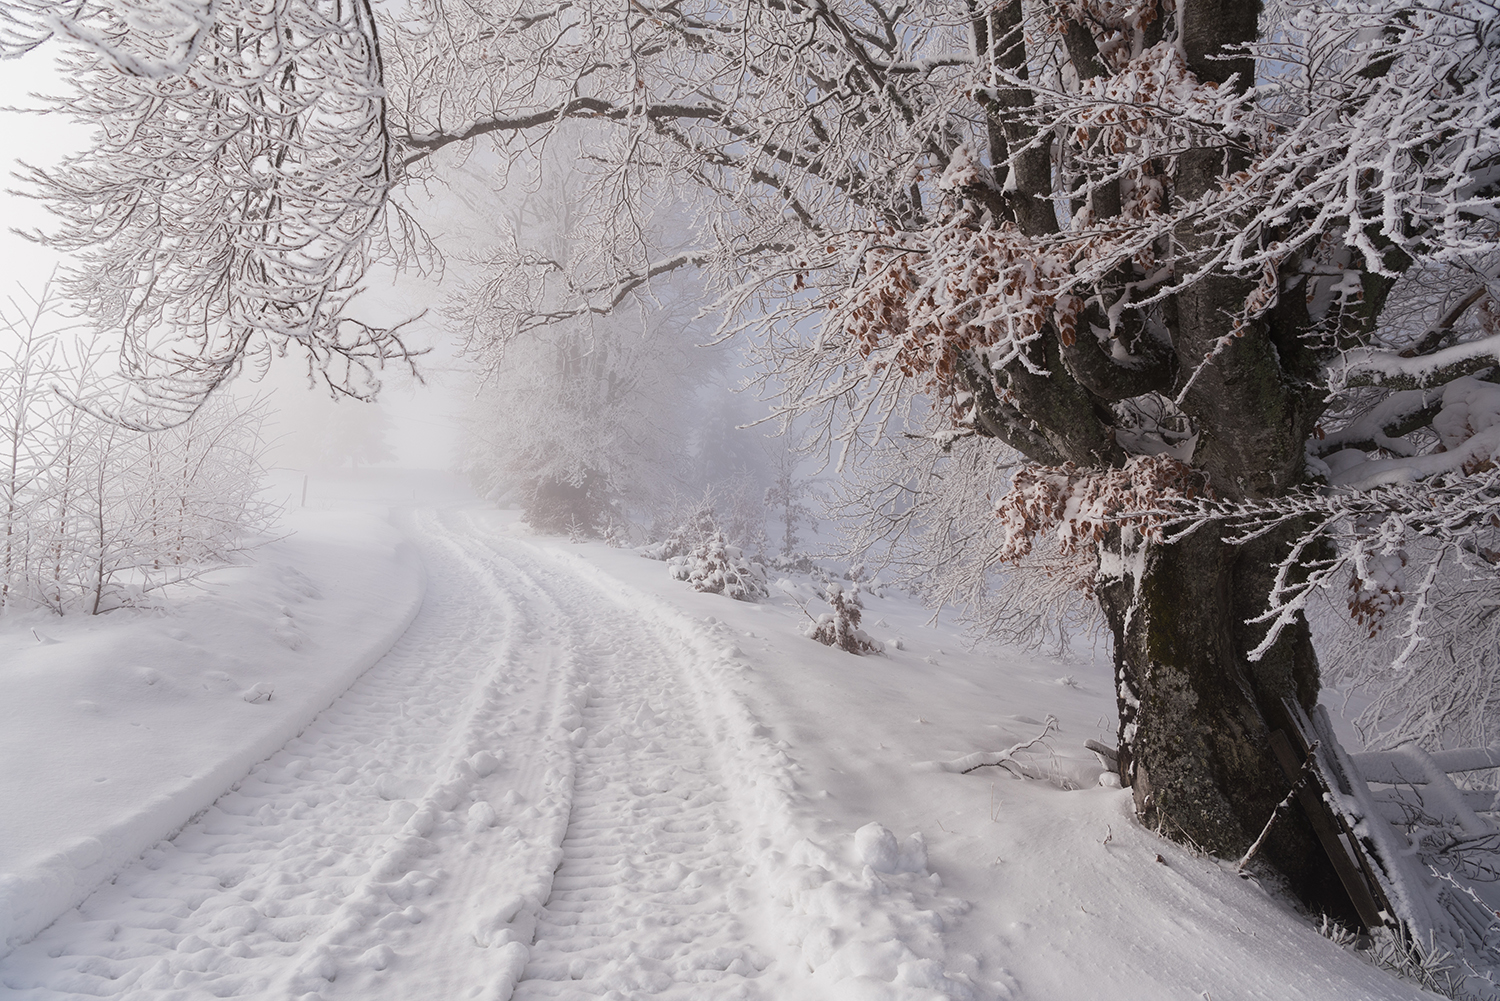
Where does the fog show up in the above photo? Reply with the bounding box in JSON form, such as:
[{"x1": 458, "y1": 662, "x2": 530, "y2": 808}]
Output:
[{"x1": 0, "y1": 57, "x2": 791, "y2": 551}]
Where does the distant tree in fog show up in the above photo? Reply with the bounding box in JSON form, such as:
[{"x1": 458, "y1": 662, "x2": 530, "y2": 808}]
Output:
[
  {"x1": 455, "y1": 172, "x2": 714, "y2": 536},
  {"x1": 0, "y1": 289, "x2": 274, "y2": 613}
]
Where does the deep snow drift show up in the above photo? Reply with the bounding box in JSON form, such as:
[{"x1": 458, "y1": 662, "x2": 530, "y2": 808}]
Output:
[{"x1": 0, "y1": 473, "x2": 1448, "y2": 999}]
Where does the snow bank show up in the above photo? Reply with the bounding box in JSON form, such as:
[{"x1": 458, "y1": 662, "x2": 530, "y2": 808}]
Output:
[{"x1": 0, "y1": 507, "x2": 425, "y2": 958}]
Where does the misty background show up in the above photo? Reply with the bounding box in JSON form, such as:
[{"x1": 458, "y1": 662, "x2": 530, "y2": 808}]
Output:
[{"x1": 0, "y1": 51, "x2": 799, "y2": 540}]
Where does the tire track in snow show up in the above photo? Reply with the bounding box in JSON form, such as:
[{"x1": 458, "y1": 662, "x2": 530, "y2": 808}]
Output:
[
  {"x1": 503, "y1": 581, "x2": 772, "y2": 998},
  {"x1": 428, "y1": 508, "x2": 777, "y2": 999},
  {"x1": 0, "y1": 508, "x2": 781, "y2": 1001},
  {"x1": 0, "y1": 508, "x2": 584, "y2": 1000},
  {"x1": 2, "y1": 505, "x2": 988, "y2": 1001}
]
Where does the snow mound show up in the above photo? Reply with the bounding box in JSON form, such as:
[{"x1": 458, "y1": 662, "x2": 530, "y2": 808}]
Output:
[{"x1": 855, "y1": 822, "x2": 928, "y2": 874}]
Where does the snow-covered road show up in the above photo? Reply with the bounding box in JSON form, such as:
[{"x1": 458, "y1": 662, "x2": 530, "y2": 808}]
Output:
[
  {"x1": 5, "y1": 495, "x2": 1440, "y2": 1001},
  {"x1": 2, "y1": 507, "x2": 795, "y2": 1000}
]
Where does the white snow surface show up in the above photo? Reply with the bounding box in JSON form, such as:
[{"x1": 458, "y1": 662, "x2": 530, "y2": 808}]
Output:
[
  {"x1": 0, "y1": 504, "x2": 425, "y2": 961},
  {"x1": 0, "y1": 474, "x2": 1440, "y2": 1000}
]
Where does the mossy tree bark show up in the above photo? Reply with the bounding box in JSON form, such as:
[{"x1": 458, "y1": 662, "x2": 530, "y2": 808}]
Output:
[{"x1": 963, "y1": 0, "x2": 1365, "y2": 915}]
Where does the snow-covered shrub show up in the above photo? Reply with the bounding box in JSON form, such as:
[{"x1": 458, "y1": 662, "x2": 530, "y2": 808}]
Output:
[
  {"x1": 641, "y1": 497, "x2": 720, "y2": 561},
  {"x1": 668, "y1": 531, "x2": 768, "y2": 601},
  {"x1": 845, "y1": 563, "x2": 888, "y2": 599},
  {"x1": 806, "y1": 582, "x2": 881, "y2": 654}
]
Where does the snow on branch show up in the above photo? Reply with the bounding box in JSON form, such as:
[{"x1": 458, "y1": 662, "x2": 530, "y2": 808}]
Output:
[
  {"x1": 1334, "y1": 335, "x2": 1500, "y2": 393},
  {"x1": 1309, "y1": 376, "x2": 1500, "y2": 490},
  {"x1": 23, "y1": 0, "x2": 410, "y2": 413},
  {"x1": 0, "y1": 0, "x2": 69, "y2": 58},
  {"x1": 41, "y1": 0, "x2": 214, "y2": 78},
  {"x1": 935, "y1": 715, "x2": 1058, "y2": 777},
  {"x1": 994, "y1": 455, "x2": 1211, "y2": 562},
  {"x1": 1163, "y1": 467, "x2": 1500, "y2": 666}
]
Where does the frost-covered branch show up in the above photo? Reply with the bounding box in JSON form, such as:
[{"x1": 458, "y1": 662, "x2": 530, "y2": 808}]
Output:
[
  {"x1": 1154, "y1": 468, "x2": 1500, "y2": 747},
  {"x1": 17, "y1": 0, "x2": 414, "y2": 415}
]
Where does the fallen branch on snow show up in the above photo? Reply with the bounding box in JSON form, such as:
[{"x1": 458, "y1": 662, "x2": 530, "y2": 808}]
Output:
[{"x1": 937, "y1": 716, "x2": 1058, "y2": 776}]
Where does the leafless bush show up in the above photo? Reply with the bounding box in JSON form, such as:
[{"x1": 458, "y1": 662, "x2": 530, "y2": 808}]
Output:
[{"x1": 1, "y1": 288, "x2": 276, "y2": 615}]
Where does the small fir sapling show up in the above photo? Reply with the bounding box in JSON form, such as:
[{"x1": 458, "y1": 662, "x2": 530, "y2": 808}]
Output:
[
  {"x1": 805, "y1": 582, "x2": 881, "y2": 654},
  {"x1": 668, "y1": 531, "x2": 768, "y2": 601}
]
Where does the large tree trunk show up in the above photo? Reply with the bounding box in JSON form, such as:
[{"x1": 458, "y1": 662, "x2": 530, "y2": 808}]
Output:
[
  {"x1": 1087, "y1": 0, "x2": 1352, "y2": 915},
  {"x1": 961, "y1": 0, "x2": 1354, "y2": 914},
  {"x1": 1095, "y1": 528, "x2": 1347, "y2": 903}
]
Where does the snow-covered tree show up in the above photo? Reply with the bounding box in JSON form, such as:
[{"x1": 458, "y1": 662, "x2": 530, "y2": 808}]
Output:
[
  {"x1": 455, "y1": 169, "x2": 715, "y2": 535},
  {"x1": 9, "y1": 0, "x2": 1500, "y2": 910},
  {"x1": 458, "y1": 310, "x2": 704, "y2": 534},
  {"x1": 0, "y1": 288, "x2": 275, "y2": 613}
]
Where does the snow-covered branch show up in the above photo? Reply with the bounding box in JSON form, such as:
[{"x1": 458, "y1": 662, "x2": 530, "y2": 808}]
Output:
[{"x1": 19, "y1": 0, "x2": 412, "y2": 414}]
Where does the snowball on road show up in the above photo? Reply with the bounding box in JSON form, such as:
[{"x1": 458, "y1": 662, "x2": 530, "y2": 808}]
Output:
[{"x1": 0, "y1": 475, "x2": 1429, "y2": 1000}]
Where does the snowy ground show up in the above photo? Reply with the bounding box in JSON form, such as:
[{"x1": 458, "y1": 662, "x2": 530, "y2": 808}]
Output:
[{"x1": 0, "y1": 473, "x2": 1441, "y2": 999}]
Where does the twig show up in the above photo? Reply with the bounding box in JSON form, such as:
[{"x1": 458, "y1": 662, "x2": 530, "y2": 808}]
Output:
[
  {"x1": 779, "y1": 583, "x2": 819, "y2": 625},
  {"x1": 941, "y1": 716, "x2": 1059, "y2": 775}
]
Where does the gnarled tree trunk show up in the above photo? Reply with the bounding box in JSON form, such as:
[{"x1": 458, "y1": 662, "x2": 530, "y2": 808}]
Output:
[
  {"x1": 963, "y1": 0, "x2": 1355, "y2": 914},
  {"x1": 1095, "y1": 526, "x2": 1350, "y2": 915}
]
